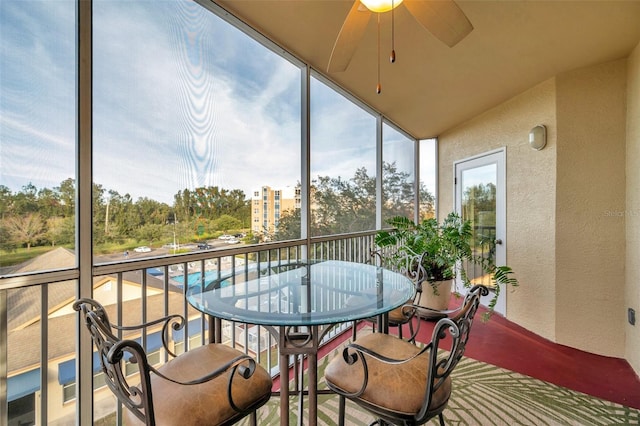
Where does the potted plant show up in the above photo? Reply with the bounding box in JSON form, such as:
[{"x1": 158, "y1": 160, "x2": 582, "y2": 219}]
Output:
[{"x1": 374, "y1": 212, "x2": 518, "y2": 318}]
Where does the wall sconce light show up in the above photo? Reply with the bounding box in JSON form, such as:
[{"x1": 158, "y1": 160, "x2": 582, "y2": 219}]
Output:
[{"x1": 529, "y1": 125, "x2": 547, "y2": 150}]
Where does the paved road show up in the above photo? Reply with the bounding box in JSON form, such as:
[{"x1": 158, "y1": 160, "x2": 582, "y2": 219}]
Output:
[{"x1": 97, "y1": 239, "x2": 238, "y2": 263}]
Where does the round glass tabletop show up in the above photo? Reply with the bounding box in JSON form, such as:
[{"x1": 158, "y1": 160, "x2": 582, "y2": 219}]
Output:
[{"x1": 186, "y1": 259, "x2": 415, "y2": 326}]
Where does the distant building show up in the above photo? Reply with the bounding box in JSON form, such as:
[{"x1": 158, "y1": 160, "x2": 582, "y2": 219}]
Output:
[{"x1": 251, "y1": 185, "x2": 300, "y2": 237}]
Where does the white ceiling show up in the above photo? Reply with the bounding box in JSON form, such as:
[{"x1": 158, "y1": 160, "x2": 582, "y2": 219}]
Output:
[{"x1": 211, "y1": 0, "x2": 640, "y2": 140}]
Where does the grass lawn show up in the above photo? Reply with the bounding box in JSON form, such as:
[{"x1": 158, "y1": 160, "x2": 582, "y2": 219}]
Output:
[
  {"x1": 1, "y1": 241, "x2": 138, "y2": 267},
  {"x1": 0, "y1": 245, "x2": 61, "y2": 267}
]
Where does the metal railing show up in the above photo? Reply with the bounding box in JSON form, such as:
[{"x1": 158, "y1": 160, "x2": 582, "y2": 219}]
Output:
[
  {"x1": 1, "y1": 231, "x2": 378, "y2": 426},
  {"x1": 462, "y1": 225, "x2": 498, "y2": 285}
]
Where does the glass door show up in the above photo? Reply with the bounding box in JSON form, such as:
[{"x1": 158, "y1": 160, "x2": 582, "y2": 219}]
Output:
[{"x1": 454, "y1": 149, "x2": 506, "y2": 315}]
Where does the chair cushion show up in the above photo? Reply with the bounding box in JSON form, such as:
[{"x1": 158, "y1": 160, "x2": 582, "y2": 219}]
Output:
[
  {"x1": 324, "y1": 333, "x2": 451, "y2": 417},
  {"x1": 125, "y1": 344, "x2": 272, "y2": 426}
]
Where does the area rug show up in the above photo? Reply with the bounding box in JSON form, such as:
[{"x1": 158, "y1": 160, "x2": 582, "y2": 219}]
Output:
[{"x1": 239, "y1": 341, "x2": 640, "y2": 425}]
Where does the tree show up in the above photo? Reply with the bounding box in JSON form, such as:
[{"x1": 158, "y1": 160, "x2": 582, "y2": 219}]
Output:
[
  {"x1": 0, "y1": 179, "x2": 255, "y2": 255},
  {"x1": 309, "y1": 168, "x2": 378, "y2": 236},
  {"x1": 136, "y1": 197, "x2": 171, "y2": 226},
  {"x1": 12, "y1": 183, "x2": 39, "y2": 215},
  {"x1": 212, "y1": 214, "x2": 242, "y2": 232},
  {"x1": 274, "y1": 162, "x2": 434, "y2": 241},
  {"x1": 55, "y1": 178, "x2": 75, "y2": 217},
  {"x1": 382, "y1": 162, "x2": 414, "y2": 220},
  {"x1": 174, "y1": 189, "x2": 195, "y2": 224},
  {"x1": 57, "y1": 216, "x2": 75, "y2": 246},
  {"x1": 0, "y1": 185, "x2": 12, "y2": 220},
  {"x1": 173, "y1": 186, "x2": 250, "y2": 225},
  {"x1": 463, "y1": 183, "x2": 496, "y2": 212},
  {"x1": 273, "y1": 208, "x2": 302, "y2": 241},
  {"x1": 0, "y1": 222, "x2": 17, "y2": 252},
  {"x1": 136, "y1": 223, "x2": 164, "y2": 244},
  {"x1": 463, "y1": 183, "x2": 496, "y2": 226},
  {"x1": 419, "y1": 188, "x2": 435, "y2": 221},
  {"x1": 5, "y1": 213, "x2": 46, "y2": 250},
  {"x1": 37, "y1": 187, "x2": 63, "y2": 218},
  {"x1": 46, "y1": 217, "x2": 66, "y2": 246}
]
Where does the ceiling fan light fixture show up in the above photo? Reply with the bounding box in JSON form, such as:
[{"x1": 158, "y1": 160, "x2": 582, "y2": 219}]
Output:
[{"x1": 360, "y1": 0, "x2": 403, "y2": 13}]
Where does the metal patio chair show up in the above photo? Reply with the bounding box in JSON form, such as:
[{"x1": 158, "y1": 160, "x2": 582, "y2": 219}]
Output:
[
  {"x1": 325, "y1": 285, "x2": 489, "y2": 426},
  {"x1": 74, "y1": 298, "x2": 273, "y2": 426},
  {"x1": 352, "y1": 250, "x2": 429, "y2": 343}
]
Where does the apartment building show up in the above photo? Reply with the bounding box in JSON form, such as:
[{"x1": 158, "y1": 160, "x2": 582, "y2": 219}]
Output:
[{"x1": 251, "y1": 186, "x2": 300, "y2": 237}]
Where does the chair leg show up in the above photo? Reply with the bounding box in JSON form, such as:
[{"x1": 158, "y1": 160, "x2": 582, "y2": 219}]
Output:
[
  {"x1": 250, "y1": 410, "x2": 257, "y2": 426},
  {"x1": 338, "y1": 396, "x2": 346, "y2": 426},
  {"x1": 438, "y1": 412, "x2": 445, "y2": 425}
]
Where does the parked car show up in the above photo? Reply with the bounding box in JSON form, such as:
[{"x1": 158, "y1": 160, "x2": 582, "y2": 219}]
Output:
[
  {"x1": 197, "y1": 243, "x2": 212, "y2": 250},
  {"x1": 218, "y1": 234, "x2": 233, "y2": 240},
  {"x1": 225, "y1": 238, "x2": 240, "y2": 244},
  {"x1": 134, "y1": 246, "x2": 151, "y2": 253}
]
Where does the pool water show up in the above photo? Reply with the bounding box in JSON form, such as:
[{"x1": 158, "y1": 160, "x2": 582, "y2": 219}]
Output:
[{"x1": 172, "y1": 270, "x2": 231, "y2": 290}]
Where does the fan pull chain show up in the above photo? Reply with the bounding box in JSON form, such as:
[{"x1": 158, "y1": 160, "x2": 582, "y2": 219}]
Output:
[
  {"x1": 390, "y1": 0, "x2": 396, "y2": 63},
  {"x1": 377, "y1": 13, "x2": 381, "y2": 94}
]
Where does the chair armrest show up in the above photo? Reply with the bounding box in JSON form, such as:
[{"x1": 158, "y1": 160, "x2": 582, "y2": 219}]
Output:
[
  {"x1": 398, "y1": 303, "x2": 429, "y2": 343},
  {"x1": 343, "y1": 340, "x2": 432, "y2": 366},
  {"x1": 112, "y1": 314, "x2": 186, "y2": 332},
  {"x1": 335, "y1": 338, "x2": 434, "y2": 397},
  {"x1": 111, "y1": 314, "x2": 186, "y2": 358},
  {"x1": 149, "y1": 350, "x2": 262, "y2": 414},
  {"x1": 414, "y1": 305, "x2": 452, "y2": 321},
  {"x1": 148, "y1": 352, "x2": 258, "y2": 387},
  {"x1": 108, "y1": 340, "x2": 262, "y2": 416},
  {"x1": 414, "y1": 284, "x2": 492, "y2": 321},
  {"x1": 73, "y1": 297, "x2": 187, "y2": 358},
  {"x1": 113, "y1": 316, "x2": 261, "y2": 386}
]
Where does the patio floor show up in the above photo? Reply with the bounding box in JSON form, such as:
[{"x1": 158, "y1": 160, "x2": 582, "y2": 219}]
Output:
[{"x1": 314, "y1": 298, "x2": 640, "y2": 411}]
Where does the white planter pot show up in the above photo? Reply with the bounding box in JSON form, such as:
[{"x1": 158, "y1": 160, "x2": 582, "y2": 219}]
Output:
[{"x1": 419, "y1": 279, "x2": 453, "y2": 311}]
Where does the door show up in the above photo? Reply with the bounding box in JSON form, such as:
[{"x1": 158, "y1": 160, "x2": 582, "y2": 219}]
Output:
[{"x1": 454, "y1": 149, "x2": 506, "y2": 315}]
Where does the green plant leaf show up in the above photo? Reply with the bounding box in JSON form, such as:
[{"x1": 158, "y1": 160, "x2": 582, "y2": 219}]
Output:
[{"x1": 374, "y1": 211, "x2": 519, "y2": 319}]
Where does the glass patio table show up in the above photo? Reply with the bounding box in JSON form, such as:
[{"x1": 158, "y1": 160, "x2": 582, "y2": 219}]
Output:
[{"x1": 186, "y1": 259, "x2": 415, "y2": 426}]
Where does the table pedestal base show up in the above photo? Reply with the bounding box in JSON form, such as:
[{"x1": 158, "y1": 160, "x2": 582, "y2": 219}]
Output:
[{"x1": 268, "y1": 324, "x2": 337, "y2": 426}]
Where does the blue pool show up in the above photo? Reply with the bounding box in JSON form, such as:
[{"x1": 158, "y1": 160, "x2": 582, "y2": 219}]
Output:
[{"x1": 172, "y1": 270, "x2": 232, "y2": 290}]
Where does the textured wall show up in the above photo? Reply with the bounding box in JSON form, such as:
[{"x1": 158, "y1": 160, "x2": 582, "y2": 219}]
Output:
[
  {"x1": 626, "y1": 42, "x2": 640, "y2": 376},
  {"x1": 439, "y1": 59, "x2": 629, "y2": 358},
  {"x1": 555, "y1": 60, "x2": 627, "y2": 357},
  {"x1": 438, "y1": 79, "x2": 557, "y2": 341}
]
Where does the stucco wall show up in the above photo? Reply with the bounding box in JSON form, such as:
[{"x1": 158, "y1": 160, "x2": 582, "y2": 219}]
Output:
[
  {"x1": 626, "y1": 42, "x2": 640, "y2": 376},
  {"x1": 555, "y1": 60, "x2": 627, "y2": 356},
  {"x1": 438, "y1": 79, "x2": 557, "y2": 341},
  {"x1": 438, "y1": 59, "x2": 628, "y2": 358}
]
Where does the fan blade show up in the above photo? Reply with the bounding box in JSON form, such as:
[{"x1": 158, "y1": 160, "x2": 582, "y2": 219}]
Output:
[
  {"x1": 327, "y1": 0, "x2": 371, "y2": 73},
  {"x1": 404, "y1": 0, "x2": 473, "y2": 48}
]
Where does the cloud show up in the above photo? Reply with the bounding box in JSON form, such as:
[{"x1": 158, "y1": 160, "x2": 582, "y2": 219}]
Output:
[
  {"x1": 1, "y1": 0, "x2": 430, "y2": 207},
  {"x1": 1, "y1": 0, "x2": 76, "y2": 192}
]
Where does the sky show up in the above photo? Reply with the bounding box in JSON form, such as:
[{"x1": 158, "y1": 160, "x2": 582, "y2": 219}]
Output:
[{"x1": 0, "y1": 0, "x2": 436, "y2": 206}]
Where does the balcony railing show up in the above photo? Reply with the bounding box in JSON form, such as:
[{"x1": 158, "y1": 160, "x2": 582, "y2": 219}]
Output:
[
  {"x1": 461, "y1": 225, "x2": 498, "y2": 286},
  {"x1": 1, "y1": 232, "x2": 378, "y2": 426}
]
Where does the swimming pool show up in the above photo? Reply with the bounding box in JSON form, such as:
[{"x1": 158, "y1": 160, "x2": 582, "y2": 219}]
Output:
[
  {"x1": 172, "y1": 270, "x2": 232, "y2": 290},
  {"x1": 171, "y1": 262, "x2": 298, "y2": 292}
]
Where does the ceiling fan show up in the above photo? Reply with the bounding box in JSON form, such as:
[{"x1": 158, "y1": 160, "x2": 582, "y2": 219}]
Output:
[{"x1": 327, "y1": 0, "x2": 473, "y2": 78}]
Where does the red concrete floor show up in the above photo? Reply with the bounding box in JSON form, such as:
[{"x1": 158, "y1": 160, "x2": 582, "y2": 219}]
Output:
[
  {"x1": 280, "y1": 303, "x2": 640, "y2": 410},
  {"x1": 405, "y1": 302, "x2": 640, "y2": 410}
]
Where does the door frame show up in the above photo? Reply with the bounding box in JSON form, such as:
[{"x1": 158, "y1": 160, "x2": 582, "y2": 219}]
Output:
[{"x1": 453, "y1": 148, "x2": 507, "y2": 314}]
